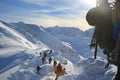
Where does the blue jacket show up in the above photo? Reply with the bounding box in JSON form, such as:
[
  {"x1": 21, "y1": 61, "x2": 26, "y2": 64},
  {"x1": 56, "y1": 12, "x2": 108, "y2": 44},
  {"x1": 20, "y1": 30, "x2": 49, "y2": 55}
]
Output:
[{"x1": 113, "y1": 19, "x2": 120, "y2": 40}]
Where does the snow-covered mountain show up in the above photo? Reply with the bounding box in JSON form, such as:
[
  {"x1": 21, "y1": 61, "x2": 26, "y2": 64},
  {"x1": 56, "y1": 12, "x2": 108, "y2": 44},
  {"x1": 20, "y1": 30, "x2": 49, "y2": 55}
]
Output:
[
  {"x1": 0, "y1": 21, "x2": 116, "y2": 80},
  {"x1": 0, "y1": 21, "x2": 38, "y2": 49},
  {"x1": 44, "y1": 26, "x2": 92, "y2": 57},
  {"x1": 84, "y1": 28, "x2": 94, "y2": 37},
  {"x1": 44, "y1": 26, "x2": 85, "y2": 38}
]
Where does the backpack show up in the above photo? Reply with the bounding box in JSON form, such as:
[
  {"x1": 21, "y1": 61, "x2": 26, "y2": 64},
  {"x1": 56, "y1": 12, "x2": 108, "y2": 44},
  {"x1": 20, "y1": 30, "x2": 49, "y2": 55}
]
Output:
[
  {"x1": 86, "y1": 4, "x2": 115, "y2": 53},
  {"x1": 57, "y1": 63, "x2": 62, "y2": 72},
  {"x1": 86, "y1": 2, "x2": 117, "y2": 62}
]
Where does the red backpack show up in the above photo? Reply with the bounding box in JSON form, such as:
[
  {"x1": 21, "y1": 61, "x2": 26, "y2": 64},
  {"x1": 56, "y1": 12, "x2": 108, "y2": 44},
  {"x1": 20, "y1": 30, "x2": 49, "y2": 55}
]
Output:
[{"x1": 57, "y1": 63, "x2": 62, "y2": 72}]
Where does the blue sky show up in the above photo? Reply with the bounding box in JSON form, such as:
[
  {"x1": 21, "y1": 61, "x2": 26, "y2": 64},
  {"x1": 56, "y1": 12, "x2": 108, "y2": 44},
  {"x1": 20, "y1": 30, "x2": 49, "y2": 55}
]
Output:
[{"x1": 0, "y1": 0, "x2": 97, "y2": 30}]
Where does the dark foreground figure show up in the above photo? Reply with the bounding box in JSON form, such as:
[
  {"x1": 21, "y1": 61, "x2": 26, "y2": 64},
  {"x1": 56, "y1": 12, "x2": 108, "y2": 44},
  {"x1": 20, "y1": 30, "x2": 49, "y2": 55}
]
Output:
[{"x1": 86, "y1": 0, "x2": 120, "y2": 80}]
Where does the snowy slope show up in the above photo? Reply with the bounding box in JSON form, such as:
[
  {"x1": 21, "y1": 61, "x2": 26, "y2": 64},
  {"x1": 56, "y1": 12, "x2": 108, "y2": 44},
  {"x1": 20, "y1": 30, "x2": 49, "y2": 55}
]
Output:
[
  {"x1": 0, "y1": 21, "x2": 117, "y2": 80},
  {"x1": 45, "y1": 27, "x2": 106, "y2": 58},
  {"x1": 7, "y1": 57, "x2": 116, "y2": 80},
  {"x1": 10, "y1": 22, "x2": 80, "y2": 63},
  {"x1": 0, "y1": 21, "x2": 38, "y2": 49},
  {"x1": 45, "y1": 27, "x2": 94, "y2": 57}
]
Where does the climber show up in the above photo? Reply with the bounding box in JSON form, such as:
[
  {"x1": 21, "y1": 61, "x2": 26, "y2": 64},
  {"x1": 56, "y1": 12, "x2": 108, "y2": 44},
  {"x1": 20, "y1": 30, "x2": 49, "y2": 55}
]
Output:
[
  {"x1": 41, "y1": 57, "x2": 45, "y2": 64},
  {"x1": 37, "y1": 65, "x2": 41, "y2": 74},
  {"x1": 54, "y1": 62, "x2": 67, "y2": 80},
  {"x1": 48, "y1": 57, "x2": 52, "y2": 64}
]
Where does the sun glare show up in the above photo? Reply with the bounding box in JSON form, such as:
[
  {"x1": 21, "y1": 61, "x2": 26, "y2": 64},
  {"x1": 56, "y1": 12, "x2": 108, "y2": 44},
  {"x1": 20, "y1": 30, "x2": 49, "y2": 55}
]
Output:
[{"x1": 81, "y1": 0, "x2": 96, "y2": 7}]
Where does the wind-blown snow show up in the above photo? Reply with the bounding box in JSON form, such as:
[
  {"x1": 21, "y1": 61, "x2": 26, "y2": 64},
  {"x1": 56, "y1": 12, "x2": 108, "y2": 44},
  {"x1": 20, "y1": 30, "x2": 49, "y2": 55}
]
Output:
[{"x1": 0, "y1": 21, "x2": 117, "y2": 80}]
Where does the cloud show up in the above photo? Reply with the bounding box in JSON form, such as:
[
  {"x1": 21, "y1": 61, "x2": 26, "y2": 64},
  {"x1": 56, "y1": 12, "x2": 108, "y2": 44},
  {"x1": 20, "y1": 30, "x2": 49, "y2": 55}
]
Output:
[
  {"x1": 5, "y1": 0, "x2": 88, "y2": 23},
  {"x1": 1, "y1": 13, "x2": 90, "y2": 31},
  {"x1": 1, "y1": 0, "x2": 95, "y2": 30},
  {"x1": 23, "y1": 0, "x2": 96, "y2": 7},
  {"x1": 20, "y1": 0, "x2": 48, "y2": 6},
  {"x1": 19, "y1": 0, "x2": 95, "y2": 20}
]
